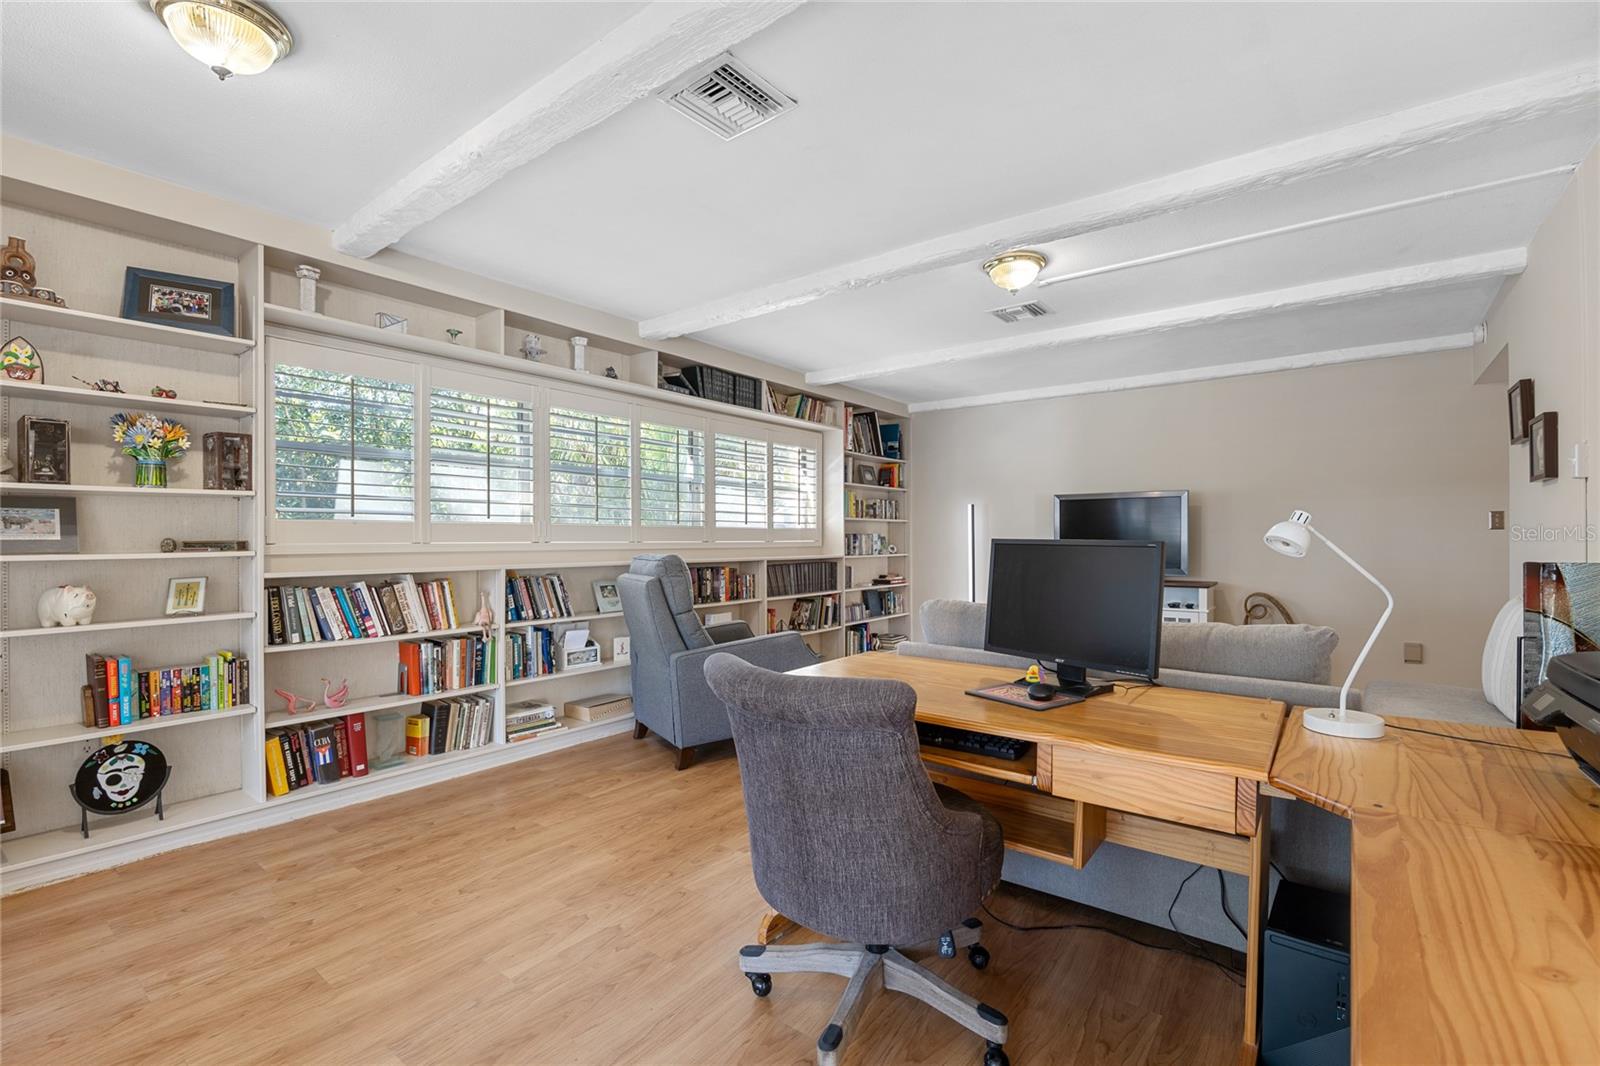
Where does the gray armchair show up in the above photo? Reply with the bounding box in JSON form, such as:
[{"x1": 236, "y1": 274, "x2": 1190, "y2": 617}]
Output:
[
  {"x1": 704, "y1": 653, "x2": 1010, "y2": 1066},
  {"x1": 619, "y1": 554, "x2": 818, "y2": 769}
]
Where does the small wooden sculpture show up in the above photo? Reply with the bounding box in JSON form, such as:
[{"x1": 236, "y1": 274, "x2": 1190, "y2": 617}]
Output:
[{"x1": 1, "y1": 237, "x2": 66, "y2": 306}]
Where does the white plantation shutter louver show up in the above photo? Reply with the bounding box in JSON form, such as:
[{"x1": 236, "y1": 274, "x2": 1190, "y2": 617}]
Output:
[
  {"x1": 639, "y1": 421, "x2": 706, "y2": 528},
  {"x1": 549, "y1": 404, "x2": 632, "y2": 527},
  {"x1": 771, "y1": 439, "x2": 820, "y2": 531},
  {"x1": 273, "y1": 362, "x2": 414, "y2": 522},
  {"x1": 714, "y1": 432, "x2": 768, "y2": 531},
  {"x1": 428, "y1": 384, "x2": 536, "y2": 525}
]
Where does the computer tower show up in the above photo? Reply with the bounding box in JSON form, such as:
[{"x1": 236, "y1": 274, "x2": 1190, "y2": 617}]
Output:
[{"x1": 1261, "y1": 880, "x2": 1351, "y2": 1066}]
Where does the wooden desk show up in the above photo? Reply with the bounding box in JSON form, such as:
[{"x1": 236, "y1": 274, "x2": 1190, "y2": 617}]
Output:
[
  {"x1": 1270, "y1": 715, "x2": 1600, "y2": 1065},
  {"x1": 789, "y1": 653, "x2": 1288, "y2": 1055}
]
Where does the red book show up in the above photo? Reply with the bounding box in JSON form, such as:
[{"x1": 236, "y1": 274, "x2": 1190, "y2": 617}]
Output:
[
  {"x1": 345, "y1": 713, "x2": 369, "y2": 777},
  {"x1": 332, "y1": 717, "x2": 352, "y2": 778}
]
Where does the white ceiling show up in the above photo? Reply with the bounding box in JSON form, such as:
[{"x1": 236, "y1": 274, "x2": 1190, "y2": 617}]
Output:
[{"x1": 3, "y1": 2, "x2": 1596, "y2": 410}]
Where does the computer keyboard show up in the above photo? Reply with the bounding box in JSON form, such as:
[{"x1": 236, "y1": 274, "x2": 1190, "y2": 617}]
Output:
[{"x1": 917, "y1": 722, "x2": 1033, "y2": 762}]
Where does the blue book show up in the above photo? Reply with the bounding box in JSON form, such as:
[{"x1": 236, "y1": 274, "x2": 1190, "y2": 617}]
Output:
[
  {"x1": 333, "y1": 587, "x2": 361, "y2": 639},
  {"x1": 308, "y1": 594, "x2": 334, "y2": 642},
  {"x1": 117, "y1": 656, "x2": 133, "y2": 725},
  {"x1": 200, "y1": 661, "x2": 212, "y2": 711}
]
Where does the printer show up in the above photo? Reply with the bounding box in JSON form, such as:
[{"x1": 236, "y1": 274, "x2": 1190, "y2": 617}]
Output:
[{"x1": 1520, "y1": 651, "x2": 1600, "y2": 786}]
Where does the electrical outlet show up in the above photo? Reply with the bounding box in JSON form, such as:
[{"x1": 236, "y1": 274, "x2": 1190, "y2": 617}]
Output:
[
  {"x1": 1488, "y1": 510, "x2": 1506, "y2": 530},
  {"x1": 1403, "y1": 642, "x2": 1424, "y2": 664}
]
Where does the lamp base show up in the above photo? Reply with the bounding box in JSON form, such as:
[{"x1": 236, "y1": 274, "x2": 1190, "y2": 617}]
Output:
[{"x1": 1301, "y1": 707, "x2": 1386, "y2": 740}]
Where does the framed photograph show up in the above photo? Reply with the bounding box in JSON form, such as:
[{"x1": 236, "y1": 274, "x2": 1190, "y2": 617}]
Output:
[
  {"x1": 202, "y1": 432, "x2": 252, "y2": 490},
  {"x1": 121, "y1": 267, "x2": 236, "y2": 336},
  {"x1": 853, "y1": 463, "x2": 876, "y2": 485},
  {"x1": 1507, "y1": 378, "x2": 1535, "y2": 443},
  {"x1": 1530, "y1": 412, "x2": 1560, "y2": 482},
  {"x1": 612, "y1": 636, "x2": 631, "y2": 665},
  {"x1": 0, "y1": 496, "x2": 77, "y2": 554},
  {"x1": 17, "y1": 415, "x2": 69, "y2": 483},
  {"x1": 592, "y1": 580, "x2": 623, "y2": 613},
  {"x1": 165, "y1": 577, "x2": 207, "y2": 616}
]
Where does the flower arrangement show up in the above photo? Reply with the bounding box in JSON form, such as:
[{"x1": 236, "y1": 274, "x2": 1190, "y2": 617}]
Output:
[{"x1": 110, "y1": 412, "x2": 190, "y2": 487}]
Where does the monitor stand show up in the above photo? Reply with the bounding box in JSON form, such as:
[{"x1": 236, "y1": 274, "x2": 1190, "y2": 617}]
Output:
[{"x1": 1047, "y1": 662, "x2": 1114, "y2": 701}]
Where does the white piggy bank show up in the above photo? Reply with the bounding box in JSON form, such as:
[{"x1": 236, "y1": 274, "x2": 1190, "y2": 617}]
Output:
[{"x1": 37, "y1": 584, "x2": 96, "y2": 627}]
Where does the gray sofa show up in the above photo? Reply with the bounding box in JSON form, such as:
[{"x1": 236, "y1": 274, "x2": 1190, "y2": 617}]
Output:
[{"x1": 900, "y1": 600, "x2": 1355, "y2": 949}]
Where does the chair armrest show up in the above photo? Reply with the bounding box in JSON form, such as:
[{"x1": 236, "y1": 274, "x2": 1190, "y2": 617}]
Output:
[
  {"x1": 706, "y1": 620, "x2": 755, "y2": 644},
  {"x1": 666, "y1": 632, "x2": 819, "y2": 747}
]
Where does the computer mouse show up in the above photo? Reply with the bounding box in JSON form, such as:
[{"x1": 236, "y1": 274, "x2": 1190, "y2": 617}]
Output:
[{"x1": 1027, "y1": 683, "x2": 1055, "y2": 701}]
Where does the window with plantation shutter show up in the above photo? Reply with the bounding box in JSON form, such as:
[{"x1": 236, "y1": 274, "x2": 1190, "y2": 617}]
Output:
[
  {"x1": 273, "y1": 360, "x2": 415, "y2": 525},
  {"x1": 714, "y1": 431, "x2": 767, "y2": 533},
  {"x1": 428, "y1": 381, "x2": 536, "y2": 528},
  {"x1": 639, "y1": 419, "x2": 706, "y2": 531},
  {"x1": 549, "y1": 400, "x2": 631, "y2": 530},
  {"x1": 770, "y1": 438, "x2": 820, "y2": 533}
]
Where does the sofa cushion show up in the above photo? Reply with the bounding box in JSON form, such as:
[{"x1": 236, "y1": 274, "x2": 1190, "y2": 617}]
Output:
[
  {"x1": 1161, "y1": 622, "x2": 1338, "y2": 684},
  {"x1": 919, "y1": 599, "x2": 989, "y2": 649},
  {"x1": 1482, "y1": 597, "x2": 1521, "y2": 723},
  {"x1": 1362, "y1": 679, "x2": 1511, "y2": 729},
  {"x1": 896, "y1": 641, "x2": 1032, "y2": 671},
  {"x1": 1159, "y1": 667, "x2": 1357, "y2": 711}
]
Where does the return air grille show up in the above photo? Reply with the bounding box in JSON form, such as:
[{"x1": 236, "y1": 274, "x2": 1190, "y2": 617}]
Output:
[
  {"x1": 990, "y1": 301, "x2": 1050, "y2": 324},
  {"x1": 658, "y1": 53, "x2": 796, "y2": 140}
]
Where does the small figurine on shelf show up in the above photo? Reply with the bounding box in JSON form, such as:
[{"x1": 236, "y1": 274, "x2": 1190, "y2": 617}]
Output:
[
  {"x1": 445, "y1": 328, "x2": 463, "y2": 345},
  {"x1": 571, "y1": 336, "x2": 589, "y2": 371},
  {"x1": 519, "y1": 332, "x2": 546, "y2": 361},
  {"x1": 72, "y1": 376, "x2": 123, "y2": 393},
  {"x1": 1, "y1": 237, "x2": 66, "y2": 307},
  {"x1": 149, "y1": 385, "x2": 178, "y2": 399},
  {"x1": 110, "y1": 412, "x2": 190, "y2": 488},
  {"x1": 321, "y1": 678, "x2": 350, "y2": 709},
  {"x1": 273, "y1": 688, "x2": 316, "y2": 715},
  {"x1": 36, "y1": 584, "x2": 96, "y2": 627},
  {"x1": 604, "y1": 366, "x2": 619, "y2": 380},
  {"x1": 375, "y1": 312, "x2": 408, "y2": 333},
  {"x1": 295, "y1": 264, "x2": 320, "y2": 313},
  {"x1": 2, "y1": 337, "x2": 42, "y2": 382}
]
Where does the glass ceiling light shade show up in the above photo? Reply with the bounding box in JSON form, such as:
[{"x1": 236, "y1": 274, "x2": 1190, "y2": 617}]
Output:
[
  {"x1": 981, "y1": 250, "x2": 1047, "y2": 293},
  {"x1": 151, "y1": 0, "x2": 293, "y2": 81}
]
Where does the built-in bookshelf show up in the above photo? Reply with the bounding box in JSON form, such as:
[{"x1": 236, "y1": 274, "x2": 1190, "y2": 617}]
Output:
[
  {"x1": 842, "y1": 404, "x2": 912, "y2": 655},
  {"x1": 0, "y1": 167, "x2": 910, "y2": 892}
]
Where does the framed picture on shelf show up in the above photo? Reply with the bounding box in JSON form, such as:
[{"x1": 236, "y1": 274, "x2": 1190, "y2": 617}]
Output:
[
  {"x1": 592, "y1": 580, "x2": 623, "y2": 613},
  {"x1": 0, "y1": 496, "x2": 76, "y2": 554},
  {"x1": 202, "y1": 432, "x2": 252, "y2": 490},
  {"x1": 1530, "y1": 412, "x2": 1560, "y2": 481},
  {"x1": 1507, "y1": 378, "x2": 1535, "y2": 443},
  {"x1": 165, "y1": 576, "x2": 207, "y2": 616},
  {"x1": 120, "y1": 267, "x2": 236, "y2": 336},
  {"x1": 16, "y1": 415, "x2": 70, "y2": 483},
  {"x1": 853, "y1": 463, "x2": 876, "y2": 486}
]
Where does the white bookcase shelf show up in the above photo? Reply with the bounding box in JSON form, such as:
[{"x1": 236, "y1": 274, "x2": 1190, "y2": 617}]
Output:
[
  {"x1": 0, "y1": 483, "x2": 255, "y2": 498},
  {"x1": 0, "y1": 381, "x2": 255, "y2": 418},
  {"x1": 0, "y1": 611, "x2": 254, "y2": 640},
  {"x1": 263, "y1": 624, "x2": 483, "y2": 653},
  {"x1": 0, "y1": 296, "x2": 256, "y2": 355},
  {"x1": 263, "y1": 682, "x2": 500, "y2": 729},
  {"x1": 2, "y1": 550, "x2": 255, "y2": 565},
  {"x1": 0, "y1": 705, "x2": 260, "y2": 754}
]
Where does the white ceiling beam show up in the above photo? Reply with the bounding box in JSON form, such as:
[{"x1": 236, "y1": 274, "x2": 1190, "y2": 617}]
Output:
[
  {"x1": 905, "y1": 332, "x2": 1482, "y2": 414},
  {"x1": 639, "y1": 62, "x2": 1595, "y2": 340},
  {"x1": 805, "y1": 248, "x2": 1525, "y2": 386},
  {"x1": 333, "y1": 1, "x2": 805, "y2": 258}
]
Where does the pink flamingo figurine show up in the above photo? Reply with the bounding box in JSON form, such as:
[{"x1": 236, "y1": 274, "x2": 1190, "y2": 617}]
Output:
[
  {"x1": 273, "y1": 688, "x2": 316, "y2": 715},
  {"x1": 321, "y1": 678, "x2": 350, "y2": 709}
]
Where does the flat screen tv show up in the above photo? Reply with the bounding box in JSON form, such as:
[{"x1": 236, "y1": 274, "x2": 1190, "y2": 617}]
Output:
[{"x1": 1054, "y1": 491, "x2": 1189, "y2": 576}]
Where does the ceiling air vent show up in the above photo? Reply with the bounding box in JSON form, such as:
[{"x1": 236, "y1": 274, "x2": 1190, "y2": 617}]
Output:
[
  {"x1": 657, "y1": 52, "x2": 796, "y2": 140},
  {"x1": 990, "y1": 301, "x2": 1050, "y2": 324}
]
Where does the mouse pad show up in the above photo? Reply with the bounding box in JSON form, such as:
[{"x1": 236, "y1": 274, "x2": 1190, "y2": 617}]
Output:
[{"x1": 965, "y1": 683, "x2": 1084, "y2": 710}]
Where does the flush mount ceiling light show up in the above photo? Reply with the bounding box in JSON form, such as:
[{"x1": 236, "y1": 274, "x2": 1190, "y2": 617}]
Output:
[
  {"x1": 981, "y1": 250, "x2": 1047, "y2": 293},
  {"x1": 151, "y1": 0, "x2": 293, "y2": 81}
]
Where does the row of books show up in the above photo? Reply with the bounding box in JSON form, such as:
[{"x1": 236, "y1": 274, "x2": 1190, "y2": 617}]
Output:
[
  {"x1": 266, "y1": 713, "x2": 368, "y2": 795},
  {"x1": 82, "y1": 651, "x2": 249, "y2": 729},
  {"x1": 505, "y1": 571, "x2": 576, "y2": 621},
  {"x1": 691, "y1": 565, "x2": 755, "y2": 604},
  {"x1": 767, "y1": 387, "x2": 836, "y2": 425},
  {"x1": 845, "y1": 491, "x2": 901, "y2": 520},
  {"x1": 507, "y1": 628, "x2": 558, "y2": 681},
  {"x1": 268, "y1": 576, "x2": 460, "y2": 646},
  {"x1": 405, "y1": 695, "x2": 495, "y2": 756},
  {"x1": 843, "y1": 588, "x2": 906, "y2": 621},
  {"x1": 850, "y1": 462, "x2": 903, "y2": 489},
  {"x1": 767, "y1": 560, "x2": 837, "y2": 597},
  {"x1": 843, "y1": 408, "x2": 902, "y2": 458},
  {"x1": 845, "y1": 532, "x2": 898, "y2": 556},
  {"x1": 846, "y1": 629, "x2": 910, "y2": 656},
  {"x1": 397, "y1": 635, "x2": 496, "y2": 696},
  {"x1": 767, "y1": 597, "x2": 837, "y2": 633},
  {"x1": 506, "y1": 701, "x2": 566, "y2": 743}
]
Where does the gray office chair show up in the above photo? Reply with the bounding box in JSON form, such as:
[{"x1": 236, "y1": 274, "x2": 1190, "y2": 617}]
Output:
[
  {"x1": 619, "y1": 554, "x2": 818, "y2": 769},
  {"x1": 703, "y1": 653, "x2": 1010, "y2": 1066}
]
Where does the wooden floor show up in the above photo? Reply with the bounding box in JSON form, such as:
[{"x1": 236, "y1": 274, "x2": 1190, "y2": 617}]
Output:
[{"x1": 0, "y1": 734, "x2": 1243, "y2": 1065}]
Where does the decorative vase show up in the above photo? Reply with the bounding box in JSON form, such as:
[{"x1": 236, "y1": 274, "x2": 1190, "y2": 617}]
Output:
[{"x1": 133, "y1": 458, "x2": 168, "y2": 488}]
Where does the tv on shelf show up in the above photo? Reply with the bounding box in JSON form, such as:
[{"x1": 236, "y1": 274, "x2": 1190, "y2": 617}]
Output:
[{"x1": 1053, "y1": 490, "x2": 1190, "y2": 576}]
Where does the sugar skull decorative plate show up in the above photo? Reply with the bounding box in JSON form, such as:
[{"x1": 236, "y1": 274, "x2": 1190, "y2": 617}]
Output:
[{"x1": 73, "y1": 740, "x2": 169, "y2": 814}]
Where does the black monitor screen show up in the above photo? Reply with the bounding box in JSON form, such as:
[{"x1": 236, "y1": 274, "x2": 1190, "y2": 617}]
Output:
[
  {"x1": 985, "y1": 539, "x2": 1163, "y2": 679},
  {"x1": 1055, "y1": 492, "x2": 1187, "y2": 575}
]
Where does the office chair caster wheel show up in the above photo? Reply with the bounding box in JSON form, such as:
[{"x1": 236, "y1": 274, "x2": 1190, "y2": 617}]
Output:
[
  {"x1": 748, "y1": 973, "x2": 772, "y2": 997},
  {"x1": 967, "y1": 944, "x2": 990, "y2": 970},
  {"x1": 982, "y1": 1041, "x2": 1009, "y2": 1066}
]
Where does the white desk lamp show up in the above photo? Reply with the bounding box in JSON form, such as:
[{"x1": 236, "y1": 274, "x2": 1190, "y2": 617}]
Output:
[{"x1": 1263, "y1": 510, "x2": 1390, "y2": 739}]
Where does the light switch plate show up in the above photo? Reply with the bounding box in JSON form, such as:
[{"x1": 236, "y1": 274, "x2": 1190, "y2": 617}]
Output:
[
  {"x1": 1488, "y1": 510, "x2": 1506, "y2": 530},
  {"x1": 1403, "y1": 642, "x2": 1424, "y2": 664}
]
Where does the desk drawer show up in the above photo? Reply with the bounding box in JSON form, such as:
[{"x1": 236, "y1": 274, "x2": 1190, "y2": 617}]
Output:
[{"x1": 1048, "y1": 744, "x2": 1238, "y2": 834}]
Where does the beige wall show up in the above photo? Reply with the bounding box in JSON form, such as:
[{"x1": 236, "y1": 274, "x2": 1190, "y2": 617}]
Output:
[
  {"x1": 911, "y1": 350, "x2": 1508, "y2": 686},
  {"x1": 1475, "y1": 144, "x2": 1599, "y2": 591}
]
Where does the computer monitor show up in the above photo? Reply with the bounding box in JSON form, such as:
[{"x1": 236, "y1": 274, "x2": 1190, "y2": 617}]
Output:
[{"x1": 985, "y1": 538, "x2": 1164, "y2": 698}]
